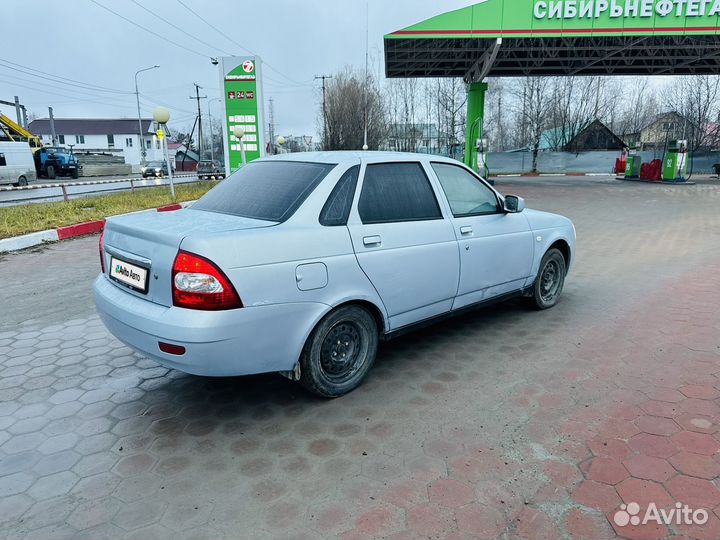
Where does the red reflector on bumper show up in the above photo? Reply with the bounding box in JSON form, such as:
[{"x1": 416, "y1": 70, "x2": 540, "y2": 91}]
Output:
[{"x1": 159, "y1": 342, "x2": 186, "y2": 356}]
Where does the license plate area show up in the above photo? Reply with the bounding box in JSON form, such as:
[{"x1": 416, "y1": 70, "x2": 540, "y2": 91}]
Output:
[{"x1": 109, "y1": 256, "x2": 149, "y2": 294}]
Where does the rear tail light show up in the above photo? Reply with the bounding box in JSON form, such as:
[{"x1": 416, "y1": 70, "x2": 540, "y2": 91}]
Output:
[
  {"x1": 99, "y1": 230, "x2": 105, "y2": 273},
  {"x1": 172, "y1": 250, "x2": 242, "y2": 311},
  {"x1": 159, "y1": 342, "x2": 186, "y2": 355}
]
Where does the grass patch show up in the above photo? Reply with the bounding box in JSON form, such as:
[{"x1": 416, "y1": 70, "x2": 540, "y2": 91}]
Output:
[{"x1": 0, "y1": 181, "x2": 216, "y2": 239}]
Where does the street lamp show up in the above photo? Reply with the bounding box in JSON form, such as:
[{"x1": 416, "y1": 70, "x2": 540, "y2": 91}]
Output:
[
  {"x1": 207, "y1": 97, "x2": 221, "y2": 163},
  {"x1": 232, "y1": 126, "x2": 246, "y2": 166},
  {"x1": 135, "y1": 65, "x2": 160, "y2": 164},
  {"x1": 153, "y1": 106, "x2": 175, "y2": 199}
]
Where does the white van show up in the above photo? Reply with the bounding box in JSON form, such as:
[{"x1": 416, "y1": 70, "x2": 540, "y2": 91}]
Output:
[{"x1": 0, "y1": 141, "x2": 37, "y2": 186}]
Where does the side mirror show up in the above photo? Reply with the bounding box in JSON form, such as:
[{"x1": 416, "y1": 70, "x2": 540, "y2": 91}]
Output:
[{"x1": 504, "y1": 195, "x2": 525, "y2": 213}]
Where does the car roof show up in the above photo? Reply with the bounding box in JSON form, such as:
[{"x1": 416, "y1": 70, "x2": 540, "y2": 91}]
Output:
[{"x1": 258, "y1": 151, "x2": 462, "y2": 166}]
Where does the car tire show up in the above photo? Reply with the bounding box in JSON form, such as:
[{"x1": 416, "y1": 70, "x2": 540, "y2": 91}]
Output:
[
  {"x1": 299, "y1": 305, "x2": 378, "y2": 398},
  {"x1": 530, "y1": 248, "x2": 566, "y2": 310},
  {"x1": 16, "y1": 176, "x2": 28, "y2": 187},
  {"x1": 47, "y1": 165, "x2": 56, "y2": 180},
  {"x1": 72, "y1": 168, "x2": 79, "y2": 179}
]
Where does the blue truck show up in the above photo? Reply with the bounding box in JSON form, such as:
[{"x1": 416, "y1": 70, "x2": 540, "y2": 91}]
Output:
[{"x1": 33, "y1": 146, "x2": 80, "y2": 179}]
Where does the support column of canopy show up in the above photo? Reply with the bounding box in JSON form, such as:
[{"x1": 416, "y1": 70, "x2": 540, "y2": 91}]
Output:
[
  {"x1": 463, "y1": 38, "x2": 502, "y2": 176},
  {"x1": 464, "y1": 82, "x2": 488, "y2": 173}
]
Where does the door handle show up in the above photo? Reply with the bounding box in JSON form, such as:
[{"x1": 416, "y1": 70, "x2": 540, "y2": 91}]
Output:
[
  {"x1": 460, "y1": 226, "x2": 473, "y2": 236},
  {"x1": 363, "y1": 235, "x2": 382, "y2": 247}
]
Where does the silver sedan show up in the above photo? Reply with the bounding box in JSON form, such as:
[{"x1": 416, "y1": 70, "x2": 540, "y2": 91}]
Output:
[{"x1": 94, "y1": 152, "x2": 576, "y2": 397}]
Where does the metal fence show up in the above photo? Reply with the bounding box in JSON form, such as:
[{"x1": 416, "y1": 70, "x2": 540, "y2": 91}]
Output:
[{"x1": 0, "y1": 174, "x2": 204, "y2": 207}]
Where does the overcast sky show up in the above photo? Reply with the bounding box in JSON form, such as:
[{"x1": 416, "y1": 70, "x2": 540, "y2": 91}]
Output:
[{"x1": 0, "y1": 0, "x2": 473, "y2": 141}]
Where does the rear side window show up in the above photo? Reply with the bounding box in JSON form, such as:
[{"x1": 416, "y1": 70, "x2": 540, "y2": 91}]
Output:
[
  {"x1": 320, "y1": 165, "x2": 360, "y2": 226},
  {"x1": 358, "y1": 162, "x2": 442, "y2": 224},
  {"x1": 193, "y1": 161, "x2": 336, "y2": 222},
  {"x1": 0, "y1": 153, "x2": 6, "y2": 166}
]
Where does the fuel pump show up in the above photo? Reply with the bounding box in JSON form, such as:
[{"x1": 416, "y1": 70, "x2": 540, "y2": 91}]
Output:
[
  {"x1": 624, "y1": 146, "x2": 642, "y2": 179},
  {"x1": 477, "y1": 137, "x2": 492, "y2": 184},
  {"x1": 662, "y1": 139, "x2": 688, "y2": 182}
]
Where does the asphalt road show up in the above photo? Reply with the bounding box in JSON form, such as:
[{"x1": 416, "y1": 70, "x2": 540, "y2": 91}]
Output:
[{"x1": 1, "y1": 175, "x2": 720, "y2": 540}]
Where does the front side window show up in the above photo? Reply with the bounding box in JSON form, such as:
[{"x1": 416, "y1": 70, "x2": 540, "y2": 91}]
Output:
[
  {"x1": 431, "y1": 163, "x2": 499, "y2": 217},
  {"x1": 320, "y1": 165, "x2": 360, "y2": 227},
  {"x1": 358, "y1": 162, "x2": 442, "y2": 224},
  {"x1": 193, "y1": 161, "x2": 336, "y2": 222}
]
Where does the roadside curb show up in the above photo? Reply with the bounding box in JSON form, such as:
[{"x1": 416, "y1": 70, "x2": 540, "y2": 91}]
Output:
[{"x1": 0, "y1": 202, "x2": 192, "y2": 254}]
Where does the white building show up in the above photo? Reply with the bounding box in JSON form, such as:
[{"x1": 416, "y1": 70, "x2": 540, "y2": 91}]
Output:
[{"x1": 28, "y1": 118, "x2": 166, "y2": 167}]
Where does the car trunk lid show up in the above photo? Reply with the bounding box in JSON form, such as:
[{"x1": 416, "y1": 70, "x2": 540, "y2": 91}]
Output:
[{"x1": 103, "y1": 208, "x2": 275, "y2": 306}]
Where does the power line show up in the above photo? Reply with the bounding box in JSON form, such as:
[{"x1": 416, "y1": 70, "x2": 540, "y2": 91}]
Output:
[
  {"x1": 128, "y1": 0, "x2": 234, "y2": 57},
  {"x1": 0, "y1": 68, "x2": 138, "y2": 102},
  {"x1": 173, "y1": 0, "x2": 312, "y2": 88},
  {"x1": 0, "y1": 77, "x2": 141, "y2": 111},
  {"x1": 140, "y1": 93, "x2": 196, "y2": 116},
  {"x1": 0, "y1": 58, "x2": 134, "y2": 95},
  {"x1": 88, "y1": 0, "x2": 213, "y2": 61}
]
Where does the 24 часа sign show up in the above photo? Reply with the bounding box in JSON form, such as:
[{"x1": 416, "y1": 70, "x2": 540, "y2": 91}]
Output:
[{"x1": 534, "y1": 0, "x2": 720, "y2": 19}]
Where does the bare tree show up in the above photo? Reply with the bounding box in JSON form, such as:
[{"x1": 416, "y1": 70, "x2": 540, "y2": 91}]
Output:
[
  {"x1": 321, "y1": 69, "x2": 386, "y2": 151},
  {"x1": 661, "y1": 75, "x2": 720, "y2": 151},
  {"x1": 511, "y1": 77, "x2": 552, "y2": 172},
  {"x1": 385, "y1": 78, "x2": 419, "y2": 152},
  {"x1": 617, "y1": 78, "x2": 659, "y2": 143},
  {"x1": 485, "y1": 79, "x2": 511, "y2": 151}
]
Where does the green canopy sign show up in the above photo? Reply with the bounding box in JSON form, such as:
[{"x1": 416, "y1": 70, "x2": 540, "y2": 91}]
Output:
[
  {"x1": 535, "y1": 0, "x2": 720, "y2": 20},
  {"x1": 387, "y1": 0, "x2": 720, "y2": 38}
]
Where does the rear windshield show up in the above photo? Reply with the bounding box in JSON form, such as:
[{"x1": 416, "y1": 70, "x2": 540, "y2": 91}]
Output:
[{"x1": 192, "y1": 161, "x2": 336, "y2": 222}]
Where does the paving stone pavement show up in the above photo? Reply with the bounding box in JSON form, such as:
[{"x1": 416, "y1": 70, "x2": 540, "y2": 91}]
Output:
[{"x1": 1, "y1": 176, "x2": 719, "y2": 540}]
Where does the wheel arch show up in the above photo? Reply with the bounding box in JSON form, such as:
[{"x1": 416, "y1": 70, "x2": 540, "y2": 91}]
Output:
[
  {"x1": 331, "y1": 299, "x2": 386, "y2": 335},
  {"x1": 548, "y1": 238, "x2": 571, "y2": 268}
]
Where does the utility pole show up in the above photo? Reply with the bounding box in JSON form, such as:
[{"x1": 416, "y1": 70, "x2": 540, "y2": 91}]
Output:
[
  {"x1": 315, "y1": 75, "x2": 332, "y2": 150},
  {"x1": 134, "y1": 65, "x2": 159, "y2": 164},
  {"x1": 13, "y1": 96, "x2": 22, "y2": 127},
  {"x1": 268, "y1": 97, "x2": 275, "y2": 154},
  {"x1": 48, "y1": 107, "x2": 57, "y2": 146},
  {"x1": 190, "y1": 83, "x2": 207, "y2": 158}
]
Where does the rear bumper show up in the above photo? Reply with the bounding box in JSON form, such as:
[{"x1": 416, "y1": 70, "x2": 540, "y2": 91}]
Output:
[{"x1": 93, "y1": 275, "x2": 327, "y2": 377}]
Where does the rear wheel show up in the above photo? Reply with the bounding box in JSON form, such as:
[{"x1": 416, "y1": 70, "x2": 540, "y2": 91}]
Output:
[
  {"x1": 299, "y1": 305, "x2": 378, "y2": 398},
  {"x1": 71, "y1": 168, "x2": 79, "y2": 179},
  {"x1": 15, "y1": 176, "x2": 28, "y2": 187},
  {"x1": 46, "y1": 165, "x2": 56, "y2": 180},
  {"x1": 530, "y1": 248, "x2": 566, "y2": 310}
]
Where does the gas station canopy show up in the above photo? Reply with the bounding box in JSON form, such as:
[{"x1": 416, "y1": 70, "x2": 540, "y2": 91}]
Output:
[{"x1": 385, "y1": 0, "x2": 720, "y2": 79}]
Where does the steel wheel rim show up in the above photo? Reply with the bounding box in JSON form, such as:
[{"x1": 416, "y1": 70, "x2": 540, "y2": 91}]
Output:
[
  {"x1": 540, "y1": 259, "x2": 562, "y2": 302},
  {"x1": 320, "y1": 321, "x2": 364, "y2": 383}
]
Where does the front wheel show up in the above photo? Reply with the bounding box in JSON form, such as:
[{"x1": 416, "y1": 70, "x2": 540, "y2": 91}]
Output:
[
  {"x1": 46, "y1": 165, "x2": 56, "y2": 180},
  {"x1": 530, "y1": 248, "x2": 566, "y2": 310},
  {"x1": 16, "y1": 176, "x2": 28, "y2": 187},
  {"x1": 299, "y1": 305, "x2": 379, "y2": 398}
]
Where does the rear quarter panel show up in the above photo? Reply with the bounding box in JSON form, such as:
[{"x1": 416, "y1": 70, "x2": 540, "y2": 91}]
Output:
[{"x1": 180, "y1": 157, "x2": 389, "y2": 333}]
